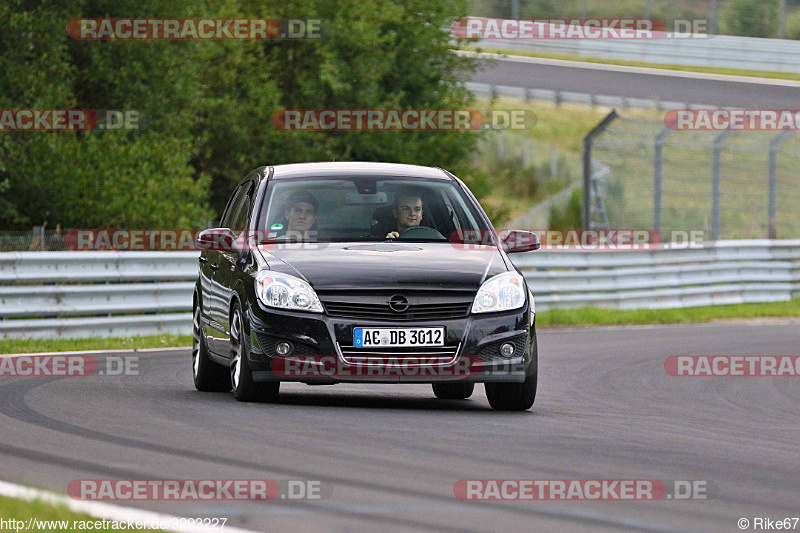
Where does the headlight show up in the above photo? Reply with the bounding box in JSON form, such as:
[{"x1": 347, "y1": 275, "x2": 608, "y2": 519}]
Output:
[
  {"x1": 471, "y1": 272, "x2": 526, "y2": 314},
  {"x1": 255, "y1": 271, "x2": 323, "y2": 313}
]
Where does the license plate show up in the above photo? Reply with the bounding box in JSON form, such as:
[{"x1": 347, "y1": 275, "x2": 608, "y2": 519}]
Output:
[{"x1": 353, "y1": 327, "x2": 445, "y2": 348}]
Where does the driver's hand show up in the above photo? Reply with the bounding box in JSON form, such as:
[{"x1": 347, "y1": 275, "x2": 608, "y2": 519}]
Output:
[{"x1": 386, "y1": 231, "x2": 399, "y2": 239}]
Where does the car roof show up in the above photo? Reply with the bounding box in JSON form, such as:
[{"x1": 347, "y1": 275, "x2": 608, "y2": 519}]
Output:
[{"x1": 269, "y1": 161, "x2": 452, "y2": 180}]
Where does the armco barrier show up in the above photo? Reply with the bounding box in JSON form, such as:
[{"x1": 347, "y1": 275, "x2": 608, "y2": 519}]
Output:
[
  {"x1": 0, "y1": 252, "x2": 197, "y2": 340},
  {"x1": 461, "y1": 33, "x2": 800, "y2": 74},
  {"x1": 1, "y1": 242, "x2": 798, "y2": 339}
]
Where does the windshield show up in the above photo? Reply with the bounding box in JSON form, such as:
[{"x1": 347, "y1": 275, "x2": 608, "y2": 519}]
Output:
[{"x1": 256, "y1": 177, "x2": 492, "y2": 243}]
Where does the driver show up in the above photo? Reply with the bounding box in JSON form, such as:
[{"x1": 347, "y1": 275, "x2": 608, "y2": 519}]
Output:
[
  {"x1": 277, "y1": 191, "x2": 318, "y2": 241},
  {"x1": 386, "y1": 192, "x2": 423, "y2": 239}
]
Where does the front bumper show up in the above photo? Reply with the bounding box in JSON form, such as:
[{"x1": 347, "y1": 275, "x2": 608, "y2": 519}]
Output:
[{"x1": 245, "y1": 300, "x2": 536, "y2": 384}]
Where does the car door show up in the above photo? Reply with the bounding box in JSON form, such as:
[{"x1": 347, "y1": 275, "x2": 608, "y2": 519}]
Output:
[
  {"x1": 199, "y1": 184, "x2": 239, "y2": 353},
  {"x1": 204, "y1": 182, "x2": 251, "y2": 355}
]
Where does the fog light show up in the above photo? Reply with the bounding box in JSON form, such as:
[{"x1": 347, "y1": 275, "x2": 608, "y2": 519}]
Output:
[
  {"x1": 500, "y1": 343, "x2": 515, "y2": 357},
  {"x1": 276, "y1": 342, "x2": 293, "y2": 356}
]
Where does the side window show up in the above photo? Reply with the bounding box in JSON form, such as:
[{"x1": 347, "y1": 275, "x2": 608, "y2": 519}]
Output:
[
  {"x1": 220, "y1": 184, "x2": 246, "y2": 229},
  {"x1": 221, "y1": 180, "x2": 255, "y2": 231},
  {"x1": 232, "y1": 197, "x2": 251, "y2": 235}
]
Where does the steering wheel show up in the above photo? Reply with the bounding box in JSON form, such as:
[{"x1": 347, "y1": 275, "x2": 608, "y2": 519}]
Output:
[{"x1": 398, "y1": 225, "x2": 445, "y2": 239}]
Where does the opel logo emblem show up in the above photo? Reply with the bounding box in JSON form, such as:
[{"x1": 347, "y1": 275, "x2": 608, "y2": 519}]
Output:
[{"x1": 388, "y1": 294, "x2": 409, "y2": 313}]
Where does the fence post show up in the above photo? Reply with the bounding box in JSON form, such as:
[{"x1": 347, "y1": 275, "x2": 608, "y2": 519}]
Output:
[
  {"x1": 522, "y1": 140, "x2": 531, "y2": 168},
  {"x1": 780, "y1": 0, "x2": 787, "y2": 39},
  {"x1": 582, "y1": 110, "x2": 619, "y2": 229},
  {"x1": 710, "y1": 0, "x2": 718, "y2": 35},
  {"x1": 768, "y1": 131, "x2": 792, "y2": 239},
  {"x1": 711, "y1": 130, "x2": 734, "y2": 241},
  {"x1": 497, "y1": 130, "x2": 505, "y2": 160},
  {"x1": 653, "y1": 127, "x2": 672, "y2": 233}
]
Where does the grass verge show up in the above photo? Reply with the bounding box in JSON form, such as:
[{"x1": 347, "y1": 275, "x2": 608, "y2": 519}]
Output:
[
  {"x1": 462, "y1": 46, "x2": 800, "y2": 81},
  {"x1": 0, "y1": 495, "x2": 165, "y2": 532},
  {"x1": 537, "y1": 299, "x2": 800, "y2": 327},
  {"x1": 1, "y1": 302, "x2": 797, "y2": 353},
  {"x1": 0, "y1": 334, "x2": 192, "y2": 355}
]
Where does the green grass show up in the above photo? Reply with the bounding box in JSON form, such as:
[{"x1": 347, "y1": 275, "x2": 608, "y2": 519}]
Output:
[
  {"x1": 537, "y1": 299, "x2": 800, "y2": 327},
  {"x1": 469, "y1": 97, "x2": 800, "y2": 239},
  {"x1": 467, "y1": 99, "x2": 663, "y2": 226},
  {"x1": 1, "y1": 301, "x2": 797, "y2": 356},
  {"x1": 0, "y1": 495, "x2": 165, "y2": 532},
  {"x1": 0, "y1": 334, "x2": 192, "y2": 355},
  {"x1": 485, "y1": 100, "x2": 663, "y2": 150},
  {"x1": 462, "y1": 45, "x2": 800, "y2": 81}
]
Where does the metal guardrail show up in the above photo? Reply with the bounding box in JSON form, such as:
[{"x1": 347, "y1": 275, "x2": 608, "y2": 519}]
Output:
[
  {"x1": 1, "y1": 243, "x2": 798, "y2": 339},
  {"x1": 468, "y1": 33, "x2": 800, "y2": 74},
  {"x1": 465, "y1": 81, "x2": 736, "y2": 110},
  {"x1": 0, "y1": 252, "x2": 197, "y2": 339},
  {"x1": 515, "y1": 240, "x2": 800, "y2": 310}
]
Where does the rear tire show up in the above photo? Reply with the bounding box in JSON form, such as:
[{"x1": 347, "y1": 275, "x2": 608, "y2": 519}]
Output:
[
  {"x1": 485, "y1": 371, "x2": 537, "y2": 411},
  {"x1": 230, "y1": 304, "x2": 280, "y2": 403},
  {"x1": 192, "y1": 304, "x2": 231, "y2": 392},
  {"x1": 432, "y1": 382, "x2": 474, "y2": 400}
]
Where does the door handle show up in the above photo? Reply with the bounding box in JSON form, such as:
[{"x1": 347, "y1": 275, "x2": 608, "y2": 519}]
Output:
[
  {"x1": 198, "y1": 256, "x2": 207, "y2": 264},
  {"x1": 210, "y1": 263, "x2": 219, "y2": 270}
]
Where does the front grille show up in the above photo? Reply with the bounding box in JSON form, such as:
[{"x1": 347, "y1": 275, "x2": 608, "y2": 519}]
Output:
[
  {"x1": 324, "y1": 302, "x2": 471, "y2": 320},
  {"x1": 339, "y1": 344, "x2": 460, "y2": 364},
  {"x1": 255, "y1": 332, "x2": 319, "y2": 358},
  {"x1": 477, "y1": 334, "x2": 528, "y2": 362},
  {"x1": 318, "y1": 290, "x2": 473, "y2": 321}
]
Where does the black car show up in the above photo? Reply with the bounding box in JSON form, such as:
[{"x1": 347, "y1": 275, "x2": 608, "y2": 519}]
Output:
[{"x1": 193, "y1": 162, "x2": 540, "y2": 410}]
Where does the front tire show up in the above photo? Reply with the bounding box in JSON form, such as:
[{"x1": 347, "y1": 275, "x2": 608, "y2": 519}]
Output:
[
  {"x1": 485, "y1": 372, "x2": 537, "y2": 411},
  {"x1": 192, "y1": 304, "x2": 231, "y2": 392},
  {"x1": 432, "y1": 382, "x2": 474, "y2": 400},
  {"x1": 230, "y1": 304, "x2": 280, "y2": 403}
]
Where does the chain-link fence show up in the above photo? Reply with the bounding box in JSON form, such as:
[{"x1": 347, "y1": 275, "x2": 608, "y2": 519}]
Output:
[
  {"x1": 584, "y1": 112, "x2": 800, "y2": 240},
  {"x1": 0, "y1": 228, "x2": 71, "y2": 251},
  {"x1": 469, "y1": 130, "x2": 583, "y2": 226}
]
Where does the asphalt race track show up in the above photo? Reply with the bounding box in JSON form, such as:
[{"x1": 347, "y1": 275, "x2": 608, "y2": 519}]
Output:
[
  {"x1": 471, "y1": 55, "x2": 800, "y2": 109},
  {"x1": 1, "y1": 323, "x2": 798, "y2": 532}
]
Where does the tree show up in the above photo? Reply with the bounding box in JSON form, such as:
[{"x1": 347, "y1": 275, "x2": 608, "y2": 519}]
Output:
[
  {"x1": 1, "y1": 0, "x2": 480, "y2": 227},
  {"x1": 197, "y1": 0, "x2": 480, "y2": 215},
  {"x1": 721, "y1": 0, "x2": 779, "y2": 38},
  {"x1": 1, "y1": 0, "x2": 214, "y2": 229}
]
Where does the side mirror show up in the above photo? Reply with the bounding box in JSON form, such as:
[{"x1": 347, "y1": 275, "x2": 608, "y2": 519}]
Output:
[
  {"x1": 502, "y1": 230, "x2": 540, "y2": 253},
  {"x1": 196, "y1": 228, "x2": 236, "y2": 251}
]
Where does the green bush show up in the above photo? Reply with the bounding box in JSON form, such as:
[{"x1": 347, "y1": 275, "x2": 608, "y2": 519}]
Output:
[
  {"x1": 1, "y1": 0, "x2": 480, "y2": 229},
  {"x1": 720, "y1": 0, "x2": 778, "y2": 38},
  {"x1": 786, "y1": 11, "x2": 800, "y2": 39},
  {"x1": 549, "y1": 188, "x2": 582, "y2": 230}
]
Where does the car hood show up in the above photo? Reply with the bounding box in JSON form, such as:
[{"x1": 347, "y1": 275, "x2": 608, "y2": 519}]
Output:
[{"x1": 256, "y1": 242, "x2": 508, "y2": 290}]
